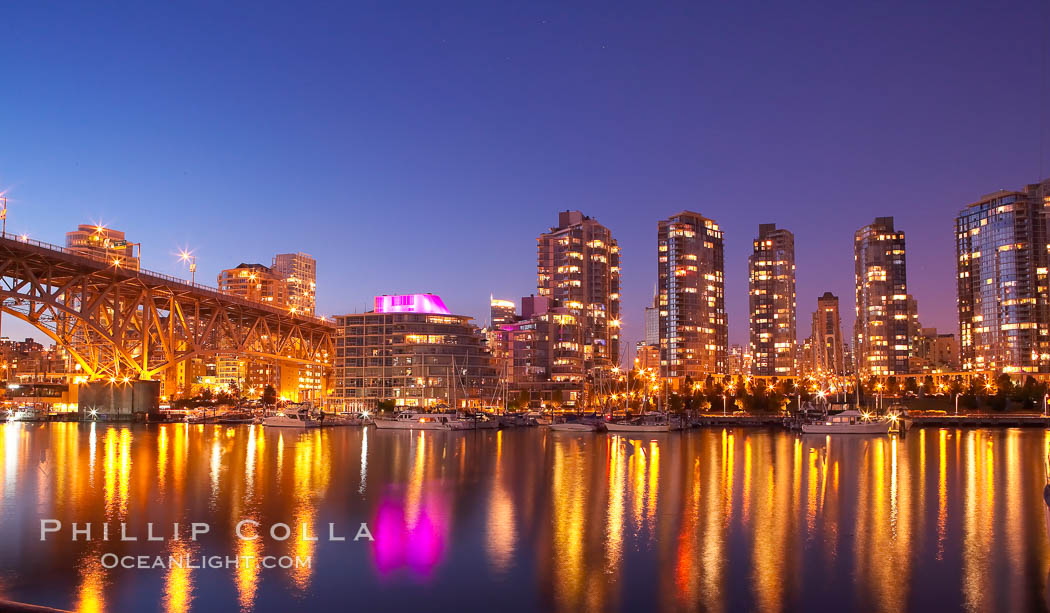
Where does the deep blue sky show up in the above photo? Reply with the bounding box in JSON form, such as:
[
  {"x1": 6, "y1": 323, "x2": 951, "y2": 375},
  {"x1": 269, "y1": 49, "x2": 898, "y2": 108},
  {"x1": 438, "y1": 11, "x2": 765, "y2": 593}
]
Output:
[{"x1": 2, "y1": 1, "x2": 1048, "y2": 356}]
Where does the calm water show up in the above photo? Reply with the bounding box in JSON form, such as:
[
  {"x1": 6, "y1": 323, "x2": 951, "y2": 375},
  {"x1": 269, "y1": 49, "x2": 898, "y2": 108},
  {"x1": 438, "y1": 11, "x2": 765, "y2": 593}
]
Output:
[{"x1": 0, "y1": 423, "x2": 1049, "y2": 612}]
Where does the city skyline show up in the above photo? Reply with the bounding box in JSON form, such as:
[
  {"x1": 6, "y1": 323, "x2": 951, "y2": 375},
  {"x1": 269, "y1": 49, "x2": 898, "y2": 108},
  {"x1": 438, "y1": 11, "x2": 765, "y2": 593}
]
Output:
[
  {"x1": 3, "y1": 192, "x2": 1050, "y2": 366},
  {"x1": 2, "y1": 2, "x2": 1049, "y2": 359}
]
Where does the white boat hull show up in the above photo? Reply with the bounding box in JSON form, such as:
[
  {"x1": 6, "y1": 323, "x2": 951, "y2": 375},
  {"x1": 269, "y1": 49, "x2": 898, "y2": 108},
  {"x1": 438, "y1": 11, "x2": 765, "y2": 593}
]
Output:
[
  {"x1": 446, "y1": 419, "x2": 498, "y2": 430},
  {"x1": 549, "y1": 422, "x2": 601, "y2": 432},
  {"x1": 262, "y1": 417, "x2": 320, "y2": 428},
  {"x1": 802, "y1": 421, "x2": 891, "y2": 434}
]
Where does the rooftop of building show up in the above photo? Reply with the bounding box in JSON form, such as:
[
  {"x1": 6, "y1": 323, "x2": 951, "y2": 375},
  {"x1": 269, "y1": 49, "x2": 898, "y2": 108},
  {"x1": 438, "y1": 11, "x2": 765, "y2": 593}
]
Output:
[
  {"x1": 964, "y1": 178, "x2": 1050, "y2": 212},
  {"x1": 224, "y1": 262, "x2": 274, "y2": 273},
  {"x1": 68, "y1": 224, "x2": 127, "y2": 238},
  {"x1": 855, "y1": 216, "x2": 901, "y2": 237}
]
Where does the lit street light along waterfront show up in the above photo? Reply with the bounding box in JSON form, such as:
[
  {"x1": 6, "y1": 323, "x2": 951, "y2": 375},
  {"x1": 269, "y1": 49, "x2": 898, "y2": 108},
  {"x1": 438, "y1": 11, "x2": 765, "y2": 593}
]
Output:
[{"x1": 0, "y1": 422, "x2": 1048, "y2": 612}]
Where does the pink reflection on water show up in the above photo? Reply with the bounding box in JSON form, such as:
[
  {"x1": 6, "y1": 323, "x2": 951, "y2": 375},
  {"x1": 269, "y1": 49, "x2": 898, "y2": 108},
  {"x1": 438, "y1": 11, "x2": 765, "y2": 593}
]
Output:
[{"x1": 373, "y1": 494, "x2": 446, "y2": 578}]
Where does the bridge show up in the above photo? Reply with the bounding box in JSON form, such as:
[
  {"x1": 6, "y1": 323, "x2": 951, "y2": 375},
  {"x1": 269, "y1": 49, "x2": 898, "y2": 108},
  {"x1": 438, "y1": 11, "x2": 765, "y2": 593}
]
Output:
[{"x1": 0, "y1": 234, "x2": 334, "y2": 393}]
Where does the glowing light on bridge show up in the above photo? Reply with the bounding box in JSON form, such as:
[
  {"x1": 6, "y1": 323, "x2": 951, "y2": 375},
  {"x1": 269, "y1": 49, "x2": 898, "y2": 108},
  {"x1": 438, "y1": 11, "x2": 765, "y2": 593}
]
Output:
[{"x1": 374, "y1": 294, "x2": 451, "y2": 315}]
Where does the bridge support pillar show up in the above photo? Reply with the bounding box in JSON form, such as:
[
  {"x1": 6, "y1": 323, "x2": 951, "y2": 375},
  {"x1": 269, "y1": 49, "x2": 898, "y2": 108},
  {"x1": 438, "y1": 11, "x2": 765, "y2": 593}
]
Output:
[{"x1": 77, "y1": 380, "x2": 161, "y2": 421}]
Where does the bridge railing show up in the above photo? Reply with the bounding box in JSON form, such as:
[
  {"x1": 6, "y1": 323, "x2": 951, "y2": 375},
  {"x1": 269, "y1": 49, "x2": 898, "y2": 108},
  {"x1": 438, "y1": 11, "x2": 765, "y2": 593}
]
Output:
[{"x1": 0, "y1": 232, "x2": 331, "y2": 326}]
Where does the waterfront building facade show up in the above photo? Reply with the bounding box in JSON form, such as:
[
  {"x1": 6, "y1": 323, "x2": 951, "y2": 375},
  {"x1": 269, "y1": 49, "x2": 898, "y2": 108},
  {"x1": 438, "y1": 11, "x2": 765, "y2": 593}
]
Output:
[
  {"x1": 65, "y1": 224, "x2": 140, "y2": 270},
  {"x1": 748, "y1": 223, "x2": 796, "y2": 376},
  {"x1": 332, "y1": 294, "x2": 497, "y2": 411},
  {"x1": 537, "y1": 211, "x2": 621, "y2": 374},
  {"x1": 854, "y1": 217, "x2": 910, "y2": 375},
  {"x1": 657, "y1": 211, "x2": 727, "y2": 378},
  {"x1": 215, "y1": 354, "x2": 246, "y2": 390},
  {"x1": 956, "y1": 179, "x2": 1050, "y2": 372}
]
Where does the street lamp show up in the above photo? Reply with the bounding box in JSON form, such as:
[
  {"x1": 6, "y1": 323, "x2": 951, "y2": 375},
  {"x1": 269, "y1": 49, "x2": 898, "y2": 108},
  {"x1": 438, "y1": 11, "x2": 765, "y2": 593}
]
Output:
[
  {"x1": 955, "y1": 391, "x2": 962, "y2": 416},
  {"x1": 178, "y1": 249, "x2": 197, "y2": 284}
]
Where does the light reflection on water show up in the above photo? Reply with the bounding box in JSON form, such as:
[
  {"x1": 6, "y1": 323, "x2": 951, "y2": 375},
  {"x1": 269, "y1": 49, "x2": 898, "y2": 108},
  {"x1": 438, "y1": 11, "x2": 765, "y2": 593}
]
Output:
[{"x1": 0, "y1": 424, "x2": 1048, "y2": 612}]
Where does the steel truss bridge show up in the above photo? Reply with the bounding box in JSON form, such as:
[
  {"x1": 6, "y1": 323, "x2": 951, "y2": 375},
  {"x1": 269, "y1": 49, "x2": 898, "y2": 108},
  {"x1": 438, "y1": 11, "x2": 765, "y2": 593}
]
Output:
[{"x1": 0, "y1": 234, "x2": 334, "y2": 383}]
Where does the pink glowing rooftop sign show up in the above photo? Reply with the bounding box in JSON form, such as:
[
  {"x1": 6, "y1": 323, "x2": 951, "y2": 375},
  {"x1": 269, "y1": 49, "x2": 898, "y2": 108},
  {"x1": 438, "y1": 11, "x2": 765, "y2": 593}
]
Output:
[{"x1": 374, "y1": 294, "x2": 451, "y2": 315}]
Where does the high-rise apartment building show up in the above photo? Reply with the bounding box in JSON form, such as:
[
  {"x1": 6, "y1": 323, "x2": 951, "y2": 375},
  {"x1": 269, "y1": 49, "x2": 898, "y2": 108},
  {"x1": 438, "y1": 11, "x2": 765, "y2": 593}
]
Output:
[
  {"x1": 644, "y1": 285, "x2": 660, "y2": 346},
  {"x1": 272, "y1": 252, "x2": 316, "y2": 315},
  {"x1": 537, "y1": 211, "x2": 621, "y2": 373},
  {"x1": 956, "y1": 179, "x2": 1050, "y2": 373},
  {"x1": 748, "y1": 223, "x2": 796, "y2": 376},
  {"x1": 727, "y1": 344, "x2": 747, "y2": 376},
  {"x1": 905, "y1": 294, "x2": 922, "y2": 365},
  {"x1": 854, "y1": 217, "x2": 910, "y2": 375},
  {"x1": 215, "y1": 262, "x2": 297, "y2": 398},
  {"x1": 217, "y1": 263, "x2": 288, "y2": 306},
  {"x1": 634, "y1": 341, "x2": 661, "y2": 372},
  {"x1": 810, "y1": 292, "x2": 845, "y2": 376},
  {"x1": 490, "y1": 298, "x2": 517, "y2": 328},
  {"x1": 496, "y1": 296, "x2": 586, "y2": 409},
  {"x1": 635, "y1": 288, "x2": 661, "y2": 374},
  {"x1": 65, "y1": 224, "x2": 140, "y2": 270},
  {"x1": 798, "y1": 338, "x2": 816, "y2": 378},
  {"x1": 912, "y1": 327, "x2": 960, "y2": 373},
  {"x1": 657, "y1": 212, "x2": 726, "y2": 378}
]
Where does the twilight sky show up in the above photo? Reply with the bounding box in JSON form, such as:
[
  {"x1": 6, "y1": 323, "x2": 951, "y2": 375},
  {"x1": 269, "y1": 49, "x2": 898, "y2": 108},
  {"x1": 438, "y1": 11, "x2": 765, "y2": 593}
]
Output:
[{"x1": 1, "y1": 1, "x2": 1048, "y2": 358}]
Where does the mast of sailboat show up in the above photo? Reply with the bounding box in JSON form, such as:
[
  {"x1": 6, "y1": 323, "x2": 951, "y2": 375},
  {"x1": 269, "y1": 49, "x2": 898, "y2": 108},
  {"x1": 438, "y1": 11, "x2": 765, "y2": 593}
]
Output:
[
  {"x1": 448, "y1": 354, "x2": 455, "y2": 411},
  {"x1": 451, "y1": 351, "x2": 474, "y2": 415},
  {"x1": 613, "y1": 339, "x2": 628, "y2": 417}
]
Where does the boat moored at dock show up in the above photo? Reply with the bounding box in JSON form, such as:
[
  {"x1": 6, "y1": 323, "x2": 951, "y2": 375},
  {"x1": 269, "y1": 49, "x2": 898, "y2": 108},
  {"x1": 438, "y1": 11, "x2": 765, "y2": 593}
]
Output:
[
  {"x1": 496, "y1": 412, "x2": 538, "y2": 427},
  {"x1": 605, "y1": 413, "x2": 686, "y2": 433},
  {"x1": 549, "y1": 415, "x2": 605, "y2": 432},
  {"x1": 373, "y1": 411, "x2": 461, "y2": 430},
  {"x1": 801, "y1": 409, "x2": 891, "y2": 434},
  {"x1": 262, "y1": 410, "x2": 321, "y2": 428},
  {"x1": 445, "y1": 413, "x2": 499, "y2": 430}
]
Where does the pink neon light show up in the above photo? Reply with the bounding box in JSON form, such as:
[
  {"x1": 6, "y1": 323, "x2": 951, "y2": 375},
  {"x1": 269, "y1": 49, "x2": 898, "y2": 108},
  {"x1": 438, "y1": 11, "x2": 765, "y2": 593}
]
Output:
[
  {"x1": 373, "y1": 497, "x2": 445, "y2": 578},
  {"x1": 374, "y1": 294, "x2": 451, "y2": 315}
]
